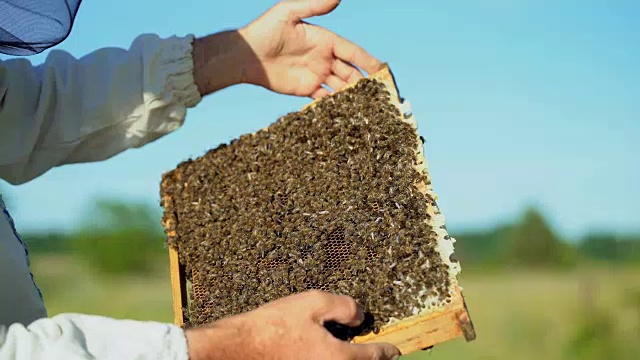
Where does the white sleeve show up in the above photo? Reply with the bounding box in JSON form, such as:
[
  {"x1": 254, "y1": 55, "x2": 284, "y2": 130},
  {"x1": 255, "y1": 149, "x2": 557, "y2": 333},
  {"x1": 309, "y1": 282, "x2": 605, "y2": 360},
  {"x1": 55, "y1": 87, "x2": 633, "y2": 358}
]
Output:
[
  {"x1": 0, "y1": 33, "x2": 202, "y2": 185},
  {"x1": 0, "y1": 313, "x2": 189, "y2": 360}
]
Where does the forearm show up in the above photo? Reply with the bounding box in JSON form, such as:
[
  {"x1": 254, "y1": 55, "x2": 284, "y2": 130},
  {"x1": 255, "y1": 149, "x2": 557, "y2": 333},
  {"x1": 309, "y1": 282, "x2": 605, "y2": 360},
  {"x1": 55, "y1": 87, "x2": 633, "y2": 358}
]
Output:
[
  {"x1": 0, "y1": 313, "x2": 188, "y2": 360},
  {"x1": 186, "y1": 326, "x2": 231, "y2": 360},
  {"x1": 184, "y1": 316, "x2": 253, "y2": 360},
  {"x1": 192, "y1": 30, "x2": 258, "y2": 96}
]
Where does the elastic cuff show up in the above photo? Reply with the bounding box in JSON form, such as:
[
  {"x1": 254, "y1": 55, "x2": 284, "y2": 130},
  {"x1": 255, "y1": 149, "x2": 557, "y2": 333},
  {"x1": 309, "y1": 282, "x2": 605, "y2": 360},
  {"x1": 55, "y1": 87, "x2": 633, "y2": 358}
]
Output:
[
  {"x1": 137, "y1": 33, "x2": 203, "y2": 135},
  {"x1": 155, "y1": 34, "x2": 202, "y2": 109},
  {"x1": 162, "y1": 325, "x2": 190, "y2": 360}
]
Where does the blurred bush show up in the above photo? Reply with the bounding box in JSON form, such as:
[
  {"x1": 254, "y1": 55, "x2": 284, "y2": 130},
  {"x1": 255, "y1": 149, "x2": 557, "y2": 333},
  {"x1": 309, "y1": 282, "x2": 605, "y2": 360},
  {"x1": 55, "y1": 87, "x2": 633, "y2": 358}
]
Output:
[
  {"x1": 67, "y1": 198, "x2": 167, "y2": 276},
  {"x1": 503, "y1": 207, "x2": 577, "y2": 268}
]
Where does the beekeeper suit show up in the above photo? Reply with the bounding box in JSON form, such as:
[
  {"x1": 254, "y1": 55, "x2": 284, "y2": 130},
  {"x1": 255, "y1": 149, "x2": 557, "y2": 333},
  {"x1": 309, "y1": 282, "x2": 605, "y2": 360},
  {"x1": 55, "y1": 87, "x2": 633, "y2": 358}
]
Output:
[{"x1": 0, "y1": 32, "x2": 197, "y2": 359}]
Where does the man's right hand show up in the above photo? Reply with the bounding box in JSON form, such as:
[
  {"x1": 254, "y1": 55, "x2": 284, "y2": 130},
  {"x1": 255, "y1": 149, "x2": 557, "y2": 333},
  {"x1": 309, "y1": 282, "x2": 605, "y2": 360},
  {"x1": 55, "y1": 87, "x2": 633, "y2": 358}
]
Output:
[{"x1": 185, "y1": 290, "x2": 401, "y2": 360}]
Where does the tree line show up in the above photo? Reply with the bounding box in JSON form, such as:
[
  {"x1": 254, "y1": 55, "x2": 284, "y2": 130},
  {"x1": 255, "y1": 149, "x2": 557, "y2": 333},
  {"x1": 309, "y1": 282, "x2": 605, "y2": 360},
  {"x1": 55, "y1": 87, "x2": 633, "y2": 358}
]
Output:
[
  {"x1": 16, "y1": 199, "x2": 640, "y2": 275},
  {"x1": 454, "y1": 207, "x2": 640, "y2": 269}
]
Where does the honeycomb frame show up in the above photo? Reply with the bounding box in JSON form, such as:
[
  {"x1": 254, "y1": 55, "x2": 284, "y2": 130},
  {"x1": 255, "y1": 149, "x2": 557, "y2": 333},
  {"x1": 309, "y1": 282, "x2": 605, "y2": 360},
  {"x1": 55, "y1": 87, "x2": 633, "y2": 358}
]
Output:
[{"x1": 162, "y1": 64, "x2": 475, "y2": 355}]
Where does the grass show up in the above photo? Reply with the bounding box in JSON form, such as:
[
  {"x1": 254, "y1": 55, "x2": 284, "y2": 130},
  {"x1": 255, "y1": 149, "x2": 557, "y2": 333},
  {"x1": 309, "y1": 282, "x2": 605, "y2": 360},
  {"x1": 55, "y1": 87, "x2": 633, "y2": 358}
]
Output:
[
  {"x1": 406, "y1": 267, "x2": 640, "y2": 360},
  {"x1": 30, "y1": 255, "x2": 640, "y2": 359},
  {"x1": 31, "y1": 254, "x2": 174, "y2": 323}
]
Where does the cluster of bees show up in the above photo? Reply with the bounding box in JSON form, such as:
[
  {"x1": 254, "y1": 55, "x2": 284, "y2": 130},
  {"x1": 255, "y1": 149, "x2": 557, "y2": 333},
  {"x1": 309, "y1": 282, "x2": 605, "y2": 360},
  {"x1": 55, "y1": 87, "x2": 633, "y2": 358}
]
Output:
[{"x1": 161, "y1": 78, "x2": 452, "y2": 333}]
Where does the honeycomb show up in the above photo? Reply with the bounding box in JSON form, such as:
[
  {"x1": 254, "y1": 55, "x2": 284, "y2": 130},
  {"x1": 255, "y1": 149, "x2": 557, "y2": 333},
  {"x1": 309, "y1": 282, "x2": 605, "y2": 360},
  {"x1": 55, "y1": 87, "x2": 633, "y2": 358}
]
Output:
[{"x1": 161, "y1": 75, "x2": 459, "y2": 333}]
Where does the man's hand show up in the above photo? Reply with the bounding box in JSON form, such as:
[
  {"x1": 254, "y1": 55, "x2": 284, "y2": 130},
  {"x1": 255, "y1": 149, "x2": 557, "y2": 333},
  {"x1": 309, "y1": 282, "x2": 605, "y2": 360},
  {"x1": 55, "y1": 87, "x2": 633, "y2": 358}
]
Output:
[
  {"x1": 239, "y1": 0, "x2": 383, "y2": 98},
  {"x1": 185, "y1": 290, "x2": 401, "y2": 360},
  {"x1": 192, "y1": 0, "x2": 382, "y2": 99}
]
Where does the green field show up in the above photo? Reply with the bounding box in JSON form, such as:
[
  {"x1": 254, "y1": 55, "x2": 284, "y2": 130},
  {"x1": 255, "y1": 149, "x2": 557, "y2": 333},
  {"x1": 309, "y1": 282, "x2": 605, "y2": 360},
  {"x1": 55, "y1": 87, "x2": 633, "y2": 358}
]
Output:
[{"x1": 31, "y1": 254, "x2": 640, "y2": 359}]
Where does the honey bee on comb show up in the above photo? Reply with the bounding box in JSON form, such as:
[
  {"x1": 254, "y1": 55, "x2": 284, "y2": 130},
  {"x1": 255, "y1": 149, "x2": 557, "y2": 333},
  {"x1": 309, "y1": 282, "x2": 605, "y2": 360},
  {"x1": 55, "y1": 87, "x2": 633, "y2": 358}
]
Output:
[{"x1": 161, "y1": 65, "x2": 474, "y2": 354}]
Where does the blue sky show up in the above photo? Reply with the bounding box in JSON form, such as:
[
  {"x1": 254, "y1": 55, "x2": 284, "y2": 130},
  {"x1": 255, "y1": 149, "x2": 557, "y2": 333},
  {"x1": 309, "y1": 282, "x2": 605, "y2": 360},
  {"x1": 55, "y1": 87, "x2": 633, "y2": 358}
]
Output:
[{"x1": 1, "y1": 0, "x2": 638, "y2": 239}]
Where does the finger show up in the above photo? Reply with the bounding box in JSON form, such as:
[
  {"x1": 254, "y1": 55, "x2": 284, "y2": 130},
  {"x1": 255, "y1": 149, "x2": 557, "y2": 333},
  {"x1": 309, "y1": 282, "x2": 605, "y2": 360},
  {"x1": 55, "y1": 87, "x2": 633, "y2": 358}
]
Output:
[
  {"x1": 331, "y1": 32, "x2": 383, "y2": 75},
  {"x1": 332, "y1": 59, "x2": 364, "y2": 84},
  {"x1": 285, "y1": 0, "x2": 340, "y2": 20},
  {"x1": 311, "y1": 87, "x2": 331, "y2": 99},
  {"x1": 343, "y1": 342, "x2": 401, "y2": 360},
  {"x1": 325, "y1": 74, "x2": 347, "y2": 92},
  {"x1": 302, "y1": 290, "x2": 365, "y2": 327}
]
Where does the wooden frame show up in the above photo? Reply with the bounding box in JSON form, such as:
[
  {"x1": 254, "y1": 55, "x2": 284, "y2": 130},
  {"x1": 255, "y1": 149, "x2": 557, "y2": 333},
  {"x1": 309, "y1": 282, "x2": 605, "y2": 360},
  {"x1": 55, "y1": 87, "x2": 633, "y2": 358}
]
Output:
[{"x1": 163, "y1": 64, "x2": 475, "y2": 355}]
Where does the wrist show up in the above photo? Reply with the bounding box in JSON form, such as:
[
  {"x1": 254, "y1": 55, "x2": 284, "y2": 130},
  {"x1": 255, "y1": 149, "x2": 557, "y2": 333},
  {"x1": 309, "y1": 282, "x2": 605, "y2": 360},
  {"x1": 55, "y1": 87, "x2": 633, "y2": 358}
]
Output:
[
  {"x1": 184, "y1": 327, "x2": 206, "y2": 360},
  {"x1": 184, "y1": 319, "x2": 251, "y2": 360},
  {"x1": 185, "y1": 326, "x2": 222, "y2": 360},
  {"x1": 192, "y1": 30, "x2": 258, "y2": 96}
]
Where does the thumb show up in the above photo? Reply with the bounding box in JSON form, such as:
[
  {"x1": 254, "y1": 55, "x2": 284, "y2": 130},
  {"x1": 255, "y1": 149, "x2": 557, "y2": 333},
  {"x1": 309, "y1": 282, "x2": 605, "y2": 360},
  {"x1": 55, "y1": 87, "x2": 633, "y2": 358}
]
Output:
[
  {"x1": 297, "y1": 291, "x2": 365, "y2": 327},
  {"x1": 285, "y1": 0, "x2": 341, "y2": 20}
]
